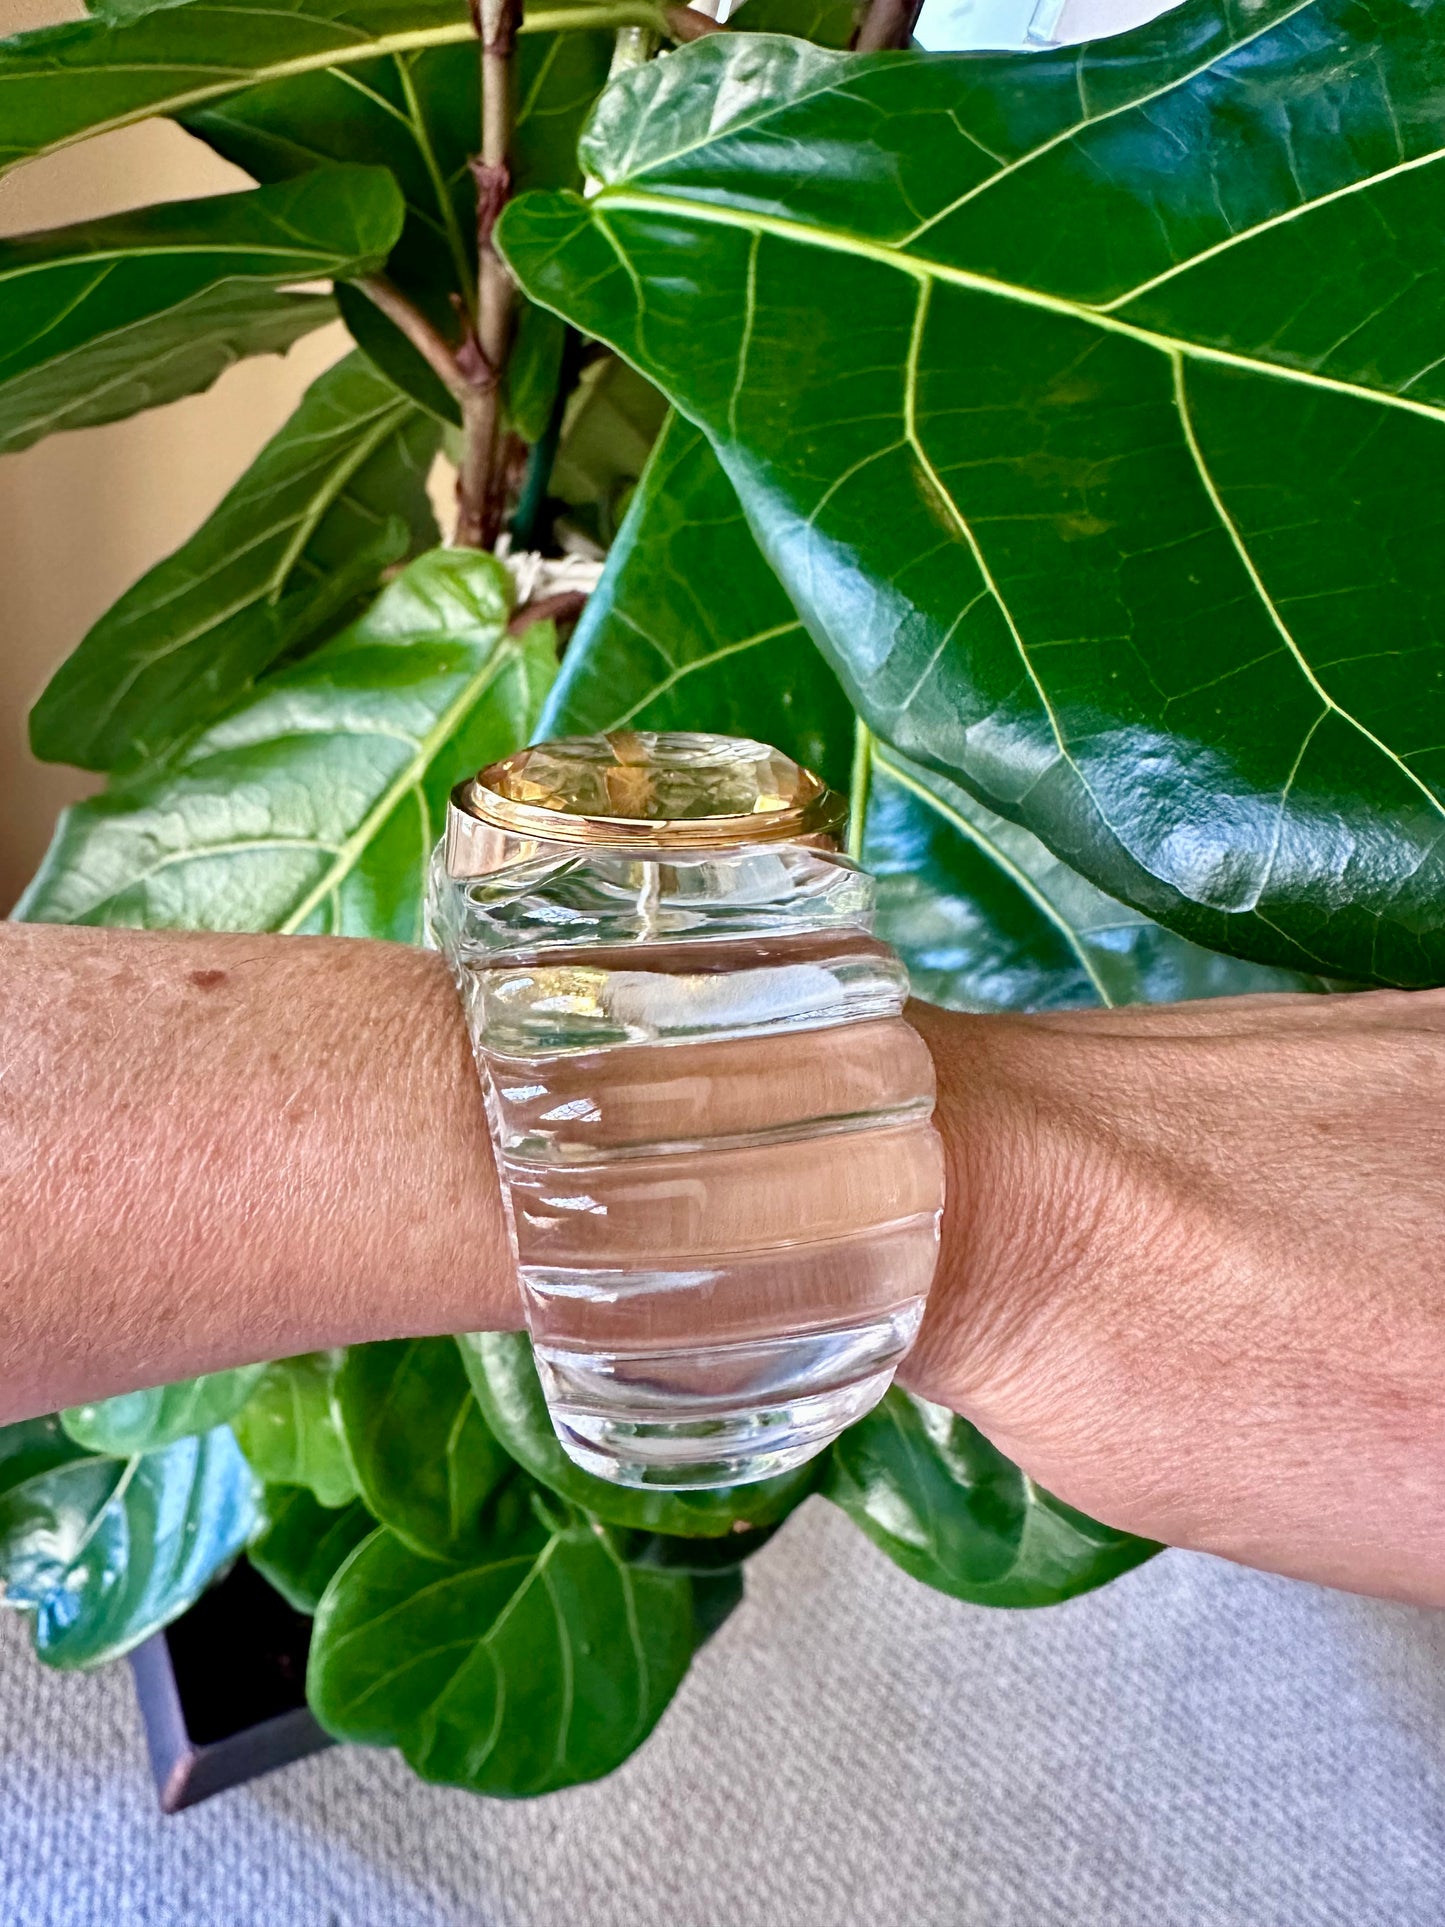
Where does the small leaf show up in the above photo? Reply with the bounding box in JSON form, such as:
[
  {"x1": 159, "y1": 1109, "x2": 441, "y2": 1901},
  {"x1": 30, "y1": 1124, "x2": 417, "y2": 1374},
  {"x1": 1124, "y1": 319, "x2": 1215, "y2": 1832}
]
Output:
[
  {"x1": 457, "y1": 1332, "x2": 818, "y2": 1539},
  {"x1": 827, "y1": 1390, "x2": 1159, "y2": 1608},
  {"x1": 308, "y1": 1479, "x2": 696, "y2": 1794},
  {"x1": 32, "y1": 352, "x2": 439, "y2": 773},
  {"x1": 250, "y1": 1484, "x2": 376, "y2": 1614},
  {"x1": 17, "y1": 548, "x2": 555, "y2": 944},
  {"x1": 0, "y1": 1415, "x2": 90, "y2": 1499},
  {"x1": 232, "y1": 1354, "x2": 357, "y2": 1508},
  {"x1": 0, "y1": 1427, "x2": 258, "y2": 1667},
  {"x1": 539, "y1": 413, "x2": 854, "y2": 791},
  {"x1": 335, "y1": 1338, "x2": 513, "y2": 1560},
  {"x1": 0, "y1": 166, "x2": 403, "y2": 454},
  {"x1": 60, "y1": 1365, "x2": 265, "y2": 1454}
]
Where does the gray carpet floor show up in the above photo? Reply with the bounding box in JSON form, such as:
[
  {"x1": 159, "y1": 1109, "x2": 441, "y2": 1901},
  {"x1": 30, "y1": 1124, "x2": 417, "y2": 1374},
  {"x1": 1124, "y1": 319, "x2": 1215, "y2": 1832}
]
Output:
[{"x1": 2, "y1": 1498, "x2": 1443, "y2": 1925}]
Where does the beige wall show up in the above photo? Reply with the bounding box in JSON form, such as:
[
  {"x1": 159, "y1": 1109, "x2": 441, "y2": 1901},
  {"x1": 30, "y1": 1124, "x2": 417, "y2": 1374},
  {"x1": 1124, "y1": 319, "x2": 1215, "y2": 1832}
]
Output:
[{"x1": 0, "y1": 0, "x2": 347, "y2": 909}]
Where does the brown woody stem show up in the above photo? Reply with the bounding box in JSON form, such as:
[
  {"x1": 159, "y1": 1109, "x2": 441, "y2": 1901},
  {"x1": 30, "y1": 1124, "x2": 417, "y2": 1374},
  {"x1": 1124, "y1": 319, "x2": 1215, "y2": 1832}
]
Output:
[
  {"x1": 453, "y1": 0, "x2": 522, "y2": 550},
  {"x1": 664, "y1": 5, "x2": 727, "y2": 38},
  {"x1": 507, "y1": 589, "x2": 590, "y2": 636},
  {"x1": 853, "y1": 0, "x2": 923, "y2": 50},
  {"x1": 351, "y1": 277, "x2": 472, "y2": 404}
]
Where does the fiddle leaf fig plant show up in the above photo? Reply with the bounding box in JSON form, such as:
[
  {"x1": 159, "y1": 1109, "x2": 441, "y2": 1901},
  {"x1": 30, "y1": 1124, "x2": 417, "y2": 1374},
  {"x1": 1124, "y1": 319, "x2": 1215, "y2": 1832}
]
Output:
[{"x1": 0, "y1": 0, "x2": 1434, "y2": 1797}]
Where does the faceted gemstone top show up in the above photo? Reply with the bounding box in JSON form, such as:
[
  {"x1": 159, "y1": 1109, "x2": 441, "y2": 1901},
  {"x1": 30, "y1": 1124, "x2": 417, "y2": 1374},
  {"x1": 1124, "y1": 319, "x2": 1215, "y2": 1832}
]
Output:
[{"x1": 473, "y1": 732, "x2": 840, "y2": 835}]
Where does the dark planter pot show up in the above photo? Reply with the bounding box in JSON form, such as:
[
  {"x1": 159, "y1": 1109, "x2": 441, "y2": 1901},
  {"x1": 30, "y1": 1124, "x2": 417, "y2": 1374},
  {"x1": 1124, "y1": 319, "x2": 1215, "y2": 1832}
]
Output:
[{"x1": 127, "y1": 1560, "x2": 332, "y2": 1812}]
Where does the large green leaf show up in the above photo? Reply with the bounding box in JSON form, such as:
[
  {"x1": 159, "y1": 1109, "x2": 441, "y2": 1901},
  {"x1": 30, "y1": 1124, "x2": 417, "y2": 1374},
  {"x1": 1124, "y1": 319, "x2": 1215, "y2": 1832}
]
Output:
[
  {"x1": 32, "y1": 352, "x2": 438, "y2": 774},
  {"x1": 0, "y1": 1425, "x2": 258, "y2": 1667},
  {"x1": 540, "y1": 412, "x2": 854, "y2": 792},
  {"x1": 826, "y1": 1390, "x2": 1159, "y2": 1607},
  {"x1": 0, "y1": 0, "x2": 667, "y2": 176},
  {"x1": 231, "y1": 1354, "x2": 358, "y2": 1507},
  {"x1": 458, "y1": 1332, "x2": 818, "y2": 1539},
  {"x1": 866, "y1": 747, "x2": 1323, "y2": 1009},
  {"x1": 0, "y1": 165, "x2": 402, "y2": 454},
  {"x1": 249, "y1": 1483, "x2": 376, "y2": 1613},
  {"x1": 335, "y1": 1338, "x2": 513, "y2": 1560},
  {"x1": 549, "y1": 413, "x2": 1317, "y2": 1008},
  {"x1": 309, "y1": 1478, "x2": 697, "y2": 1794},
  {"x1": 17, "y1": 548, "x2": 555, "y2": 942},
  {"x1": 501, "y1": 10, "x2": 1445, "y2": 989},
  {"x1": 59, "y1": 1365, "x2": 266, "y2": 1454}
]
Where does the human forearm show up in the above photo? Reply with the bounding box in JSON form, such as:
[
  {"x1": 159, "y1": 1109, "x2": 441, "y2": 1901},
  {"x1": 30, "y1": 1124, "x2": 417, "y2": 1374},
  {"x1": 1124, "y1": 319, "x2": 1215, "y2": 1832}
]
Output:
[
  {"x1": 7, "y1": 923, "x2": 1445, "y2": 1608},
  {"x1": 905, "y1": 993, "x2": 1445, "y2": 1605},
  {"x1": 0, "y1": 923, "x2": 517, "y2": 1422}
]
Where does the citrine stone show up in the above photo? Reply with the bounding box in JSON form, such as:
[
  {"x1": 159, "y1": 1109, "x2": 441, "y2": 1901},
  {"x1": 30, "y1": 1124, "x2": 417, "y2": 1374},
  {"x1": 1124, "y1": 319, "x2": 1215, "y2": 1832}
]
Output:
[{"x1": 480, "y1": 731, "x2": 828, "y2": 824}]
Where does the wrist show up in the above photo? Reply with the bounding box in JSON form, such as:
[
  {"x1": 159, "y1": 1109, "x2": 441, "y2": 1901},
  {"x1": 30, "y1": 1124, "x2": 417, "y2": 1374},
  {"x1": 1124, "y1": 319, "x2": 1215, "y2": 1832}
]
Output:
[{"x1": 896, "y1": 1002, "x2": 1089, "y2": 1420}]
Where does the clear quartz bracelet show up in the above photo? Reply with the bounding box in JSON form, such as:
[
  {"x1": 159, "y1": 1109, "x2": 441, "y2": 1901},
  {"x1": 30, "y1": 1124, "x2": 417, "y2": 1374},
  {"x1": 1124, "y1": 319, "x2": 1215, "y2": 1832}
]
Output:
[{"x1": 426, "y1": 730, "x2": 945, "y2": 1490}]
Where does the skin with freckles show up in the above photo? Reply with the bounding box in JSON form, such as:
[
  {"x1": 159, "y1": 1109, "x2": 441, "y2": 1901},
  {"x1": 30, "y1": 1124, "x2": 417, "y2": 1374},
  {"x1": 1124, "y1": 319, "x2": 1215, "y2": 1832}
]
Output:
[
  {"x1": 0, "y1": 924, "x2": 517, "y2": 1421},
  {"x1": 3, "y1": 923, "x2": 1444, "y2": 1604}
]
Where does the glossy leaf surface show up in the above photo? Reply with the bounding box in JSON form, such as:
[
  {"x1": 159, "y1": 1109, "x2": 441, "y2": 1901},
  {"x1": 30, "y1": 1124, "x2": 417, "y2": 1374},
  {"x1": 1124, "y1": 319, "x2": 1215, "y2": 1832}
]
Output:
[
  {"x1": 0, "y1": 0, "x2": 663, "y2": 176},
  {"x1": 827, "y1": 1390, "x2": 1159, "y2": 1607},
  {"x1": 0, "y1": 166, "x2": 401, "y2": 454},
  {"x1": 0, "y1": 1427, "x2": 258, "y2": 1667},
  {"x1": 309, "y1": 1479, "x2": 696, "y2": 1794},
  {"x1": 60, "y1": 1365, "x2": 266, "y2": 1455},
  {"x1": 0, "y1": 1416, "x2": 89, "y2": 1501},
  {"x1": 250, "y1": 1483, "x2": 377, "y2": 1614},
  {"x1": 555, "y1": 415, "x2": 1313, "y2": 1007},
  {"x1": 335, "y1": 1338, "x2": 513, "y2": 1560},
  {"x1": 0, "y1": 2, "x2": 471, "y2": 172},
  {"x1": 18, "y1": 549, "x2": 555, "y2": 942},
  {"x1": 866, "y1": 748, "x2": 1322, "y2": 1010},
  {"x1": 502, "y1": 12, "x2": 1445, "y2": 987},
  {"x1": 32, "y1": 352, "x2": 438, "y2": 773},
  {"x1": 231, "y1": 1354, "x2": 357, "y2": 1508},
  {"x1": 540, "y1": 413, "x2": 854, "y2": 792},
  {"x1": 457, "y1": 1332, "x2": 818, "y2": 1539}
]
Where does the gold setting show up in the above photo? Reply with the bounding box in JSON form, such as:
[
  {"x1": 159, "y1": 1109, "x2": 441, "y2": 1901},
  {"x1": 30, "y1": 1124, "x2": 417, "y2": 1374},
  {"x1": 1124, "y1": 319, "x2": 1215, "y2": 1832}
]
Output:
[{"x1": 449, "y1": 731, "x2": 847, "y2": 853}]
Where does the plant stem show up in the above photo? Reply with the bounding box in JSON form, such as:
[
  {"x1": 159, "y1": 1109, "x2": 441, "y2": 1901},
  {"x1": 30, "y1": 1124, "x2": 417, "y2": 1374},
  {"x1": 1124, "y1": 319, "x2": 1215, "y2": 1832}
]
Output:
[
  {"x1": 664, "y1": 6, "x2": 728, "y2": 38},
  {"x1": 853, "y1": 0, "x2": 924, "y2": 50},
  {"x1": 847, "y1": 717, "x2": 873, "y2": 860},
  {"x1": 455, "y1": 0, "x2": 522, "y2": 550},
  {"x1": 508, "y1": 588, "x2": 590, "y2": 636},
  {"x1": 608, "y1": 22, "x2": 658, "y2": 75},
  {"x1": 520, "y1": 2, "x2": 671, "y2": 27},
  {"x1": 351, "y1": 276, "x2": 472, "y2": 403},
  {"x1": 511, "y1": 327, "x2": 583, "y2": 550}
]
